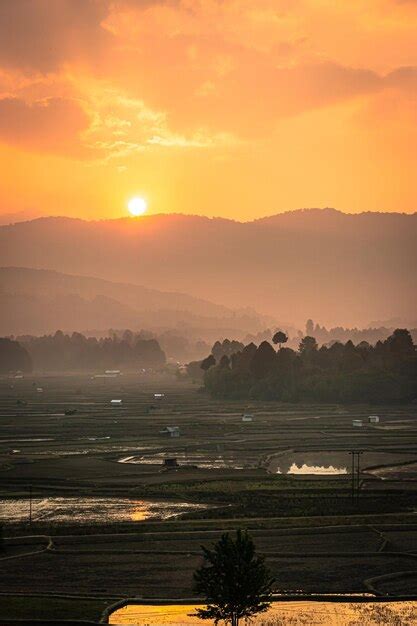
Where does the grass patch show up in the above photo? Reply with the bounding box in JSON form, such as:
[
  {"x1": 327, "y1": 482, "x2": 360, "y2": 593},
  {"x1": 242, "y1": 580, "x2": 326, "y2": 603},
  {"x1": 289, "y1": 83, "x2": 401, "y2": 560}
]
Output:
[{"x1": 0, "y1": 595, "x2": 112, "y2": 622}]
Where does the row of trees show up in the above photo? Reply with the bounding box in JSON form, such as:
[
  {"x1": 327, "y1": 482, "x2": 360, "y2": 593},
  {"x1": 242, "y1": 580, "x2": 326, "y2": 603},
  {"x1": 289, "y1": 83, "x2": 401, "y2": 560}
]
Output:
[
  {"x1": 0, "y1": 331, "x2": 166, "y2": 372},
  {"x1": 200, "y1": 329, "x2": 417, "y2": 403},
  {"x1": 304, "y1": 318, "x2": 417, "y2": 347},
  {"x1": 243, "y1": 321, "x2": 417, "y2": 352},
  {"x1": 0, "y1": 338, "x2": 33, "y2": 374},
  {"x1": 111, "y1": 328, "x2": 210, "y2": 363}
]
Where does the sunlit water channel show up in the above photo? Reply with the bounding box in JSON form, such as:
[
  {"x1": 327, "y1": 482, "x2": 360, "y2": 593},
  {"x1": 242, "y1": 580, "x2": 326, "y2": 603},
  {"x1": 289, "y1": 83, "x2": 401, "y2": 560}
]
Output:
[{"x1": 109, "y1": 601, "x2": 416, "y2": 625}]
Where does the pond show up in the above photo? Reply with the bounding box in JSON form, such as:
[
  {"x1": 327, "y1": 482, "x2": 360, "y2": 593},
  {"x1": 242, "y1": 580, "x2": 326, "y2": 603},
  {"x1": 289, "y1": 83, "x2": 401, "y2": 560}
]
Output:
[
  {"x1": 119, "y1": 452, "x2": 246, "y2": 470},
  {"x1": 0, "y1": 497, "x2": 206, "y2": 524},
  {"x1": 109, "y1": 601, "x2": 417, "y2": 625},
  {"x1": 286, "y1": 463, "x2": 347, "y2": 475},
  {"x1": 268, "y1": 452, "x2": 349, "y2": 476},
  {"x1": 268, "y1": 450, "x2": 417, "y2": 476}
]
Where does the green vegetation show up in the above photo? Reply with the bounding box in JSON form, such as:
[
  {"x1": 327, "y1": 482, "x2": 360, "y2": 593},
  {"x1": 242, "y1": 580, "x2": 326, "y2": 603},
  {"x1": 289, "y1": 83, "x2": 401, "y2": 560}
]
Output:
[{"x1": 202, "y1": 329, "x2": 417, "y2": 402}]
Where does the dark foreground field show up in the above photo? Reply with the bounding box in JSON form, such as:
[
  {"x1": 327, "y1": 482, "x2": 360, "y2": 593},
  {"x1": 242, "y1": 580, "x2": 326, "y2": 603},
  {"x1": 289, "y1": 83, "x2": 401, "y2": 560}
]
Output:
[{"x1": 1, "y1": 373, "x2": 417, "y2": 623}]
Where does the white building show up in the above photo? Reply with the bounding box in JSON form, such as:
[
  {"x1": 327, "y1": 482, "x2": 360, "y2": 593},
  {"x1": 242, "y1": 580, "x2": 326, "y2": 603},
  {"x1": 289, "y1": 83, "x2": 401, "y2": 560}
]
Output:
[
  {"x1": 242, "y1": 413, "x2": 254, "y2": 422},
  {"x1": 368, "y1": 415, "x2": 380, "y2": 424},
  {"x1": 352, "y1": 419, "x2": 363, "y2": 427},
  {"x1": 110, "y1": 399, "x2": 123, "y2": 405}
]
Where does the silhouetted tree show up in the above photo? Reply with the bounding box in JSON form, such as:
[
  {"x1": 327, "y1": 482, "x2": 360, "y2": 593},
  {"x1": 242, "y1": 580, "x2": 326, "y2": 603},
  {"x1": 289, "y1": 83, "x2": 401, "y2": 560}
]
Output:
[
  {"x1": 250, "y1": 341, "x2": 276, "y2": 379},
  {"x1": 18, "y1": 331, "x2": 165, "y2": 372},
  {"x1": 212, "y1": 339, "x2": 245, "y2": 360},
  {"x1": 386, "y1": 329, "x2": 414, "y2": 358},
  {"x1": 193, "y1": 530, "x2": 274, "y2": 626},
  {"x1": 299, "y1": 336, "x2": 318, "y2": 355},
  {"x1": 219, "y1": 354, "x2": 231, "y2": 369},
  {"x1": 201, "y1": 354, "x2": 216, "y2": 371},
  {"x1": 272, "y1": 331, "x2": 288, "y2": 350},
  {"x1": 0, "y1": 338, "x2": 32, "y2": 374},
  {"x1": 306, "y1": 319, "x2": 314, "y2": 336},
  {"x1": 187, "y1": 360, "x2": 205, "y2": 381}
]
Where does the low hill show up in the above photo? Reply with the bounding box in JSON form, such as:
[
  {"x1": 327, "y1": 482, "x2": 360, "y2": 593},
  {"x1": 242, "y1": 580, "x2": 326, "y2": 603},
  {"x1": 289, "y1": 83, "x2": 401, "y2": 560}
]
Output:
[
  {"x1": 0, "y1": 267, "x2": 266, "y2": 336},
  {"x1": 0, "y1": 209, "x2": 415, "y2": 326}
]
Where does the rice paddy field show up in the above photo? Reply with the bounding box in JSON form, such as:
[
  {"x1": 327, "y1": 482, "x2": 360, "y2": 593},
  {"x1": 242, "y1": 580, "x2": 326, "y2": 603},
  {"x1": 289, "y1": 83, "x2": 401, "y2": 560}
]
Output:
[
  {"x1": 109, "y1": 600, "x2": 417, "y2": 626},
  {"x1": 1, "y1": 372, "x2": 417, "y2": 624}
]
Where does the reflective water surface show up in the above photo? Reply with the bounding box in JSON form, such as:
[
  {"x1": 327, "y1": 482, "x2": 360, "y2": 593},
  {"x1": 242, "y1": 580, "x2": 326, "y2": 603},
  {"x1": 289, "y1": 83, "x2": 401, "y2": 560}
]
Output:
[
  {"x1": 287, "y1": 463, "x2": 347, "y2": 475},
  {"x1": 268, "y1": 451, "x2": 417, "y2": 477},
  {"x1": 109, "y1": 601, "x2": 417, "y2": 625},
  {"x1": 0, "y1": 497, "x2": 206, "y2": 524},
  {"x1": 118, "y1": 452, "x2": 247, "y2": 469},
  {"x1": 269, "y1": 452, "x2": 348, "y2": 475}
]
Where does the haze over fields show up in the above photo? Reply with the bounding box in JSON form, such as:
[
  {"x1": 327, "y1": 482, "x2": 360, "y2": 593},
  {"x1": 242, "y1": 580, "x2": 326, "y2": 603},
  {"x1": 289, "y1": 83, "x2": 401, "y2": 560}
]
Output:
[
  {"x1": 0, "y1": 266, "x2": 266, "y2": 337},
  {"x1": 0, "y1": 208, "x2": 415, "y2": 329}
]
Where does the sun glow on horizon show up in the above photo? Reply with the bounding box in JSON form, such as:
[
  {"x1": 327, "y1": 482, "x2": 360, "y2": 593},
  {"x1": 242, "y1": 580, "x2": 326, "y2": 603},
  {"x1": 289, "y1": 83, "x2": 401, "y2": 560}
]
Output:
[{"x1": 127, "y1": 197, "x2": 147, "y2": 217}]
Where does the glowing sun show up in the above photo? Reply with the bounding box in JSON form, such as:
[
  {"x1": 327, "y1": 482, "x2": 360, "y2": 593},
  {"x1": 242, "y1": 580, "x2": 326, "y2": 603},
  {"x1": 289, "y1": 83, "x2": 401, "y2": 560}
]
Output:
[{"x1": 128, "y1": 197, "x2": 147, "y2": 216}]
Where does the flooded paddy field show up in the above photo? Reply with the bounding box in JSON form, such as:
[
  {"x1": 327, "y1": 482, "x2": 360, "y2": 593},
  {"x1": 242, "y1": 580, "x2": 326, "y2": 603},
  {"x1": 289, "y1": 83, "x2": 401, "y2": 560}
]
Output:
[
  {"x1": 2, "y1": 374, "x2": 417, "y2": 528},
  {"x1": 268, "y1": 450, "x2": 417, "y2": 476},
  {"x1": 1, "y1": 373, "x2": 417, "y2": 619},
  {"x1": 0, "y1": 496, "x2": 206, "y2": 524},
  {"x1": 1, "y1": 373, "x2": 417, "y2": 490},
  {"x1": 109, "y1": 600, "x2": 417, "y2": 625}
]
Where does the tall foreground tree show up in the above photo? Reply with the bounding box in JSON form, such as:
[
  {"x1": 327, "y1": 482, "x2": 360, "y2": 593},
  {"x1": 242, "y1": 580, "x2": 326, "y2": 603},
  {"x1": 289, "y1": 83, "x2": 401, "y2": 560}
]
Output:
[{"x1": 193, "y1": 530, "x2": 274, "y2": 626}]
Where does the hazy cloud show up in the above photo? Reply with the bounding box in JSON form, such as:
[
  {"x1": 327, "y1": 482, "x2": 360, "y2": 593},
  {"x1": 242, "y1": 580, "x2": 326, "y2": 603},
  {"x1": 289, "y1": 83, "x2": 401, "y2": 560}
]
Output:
[
  {"x1": 0, "y1": 0, "x2": 111, "y2": 72},
  {"x1": 0, "y1": 96, "x2": 92, "y2": 156}
]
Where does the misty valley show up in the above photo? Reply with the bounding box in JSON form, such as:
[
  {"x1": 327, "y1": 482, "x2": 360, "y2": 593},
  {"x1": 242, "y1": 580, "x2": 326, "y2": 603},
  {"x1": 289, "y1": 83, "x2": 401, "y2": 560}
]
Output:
[{"x1": 1, "y1": 2, "x2": 416, "y2": 620}]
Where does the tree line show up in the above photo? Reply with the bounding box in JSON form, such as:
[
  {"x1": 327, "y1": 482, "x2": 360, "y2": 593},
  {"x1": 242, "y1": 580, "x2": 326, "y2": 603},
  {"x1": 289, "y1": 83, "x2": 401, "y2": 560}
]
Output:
[
  {"x1": 198, "y1": 329, "x2": 417, "y2": 403},
  {"x1": 0, "y1": 331, "x2": 166, "y2": 373}
]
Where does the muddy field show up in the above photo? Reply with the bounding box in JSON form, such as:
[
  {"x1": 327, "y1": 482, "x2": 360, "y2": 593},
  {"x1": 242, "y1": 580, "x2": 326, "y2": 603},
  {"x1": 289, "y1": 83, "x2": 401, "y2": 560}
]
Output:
[{"x1": 2, "y1": 522, "x2": 417, "y2": 599}]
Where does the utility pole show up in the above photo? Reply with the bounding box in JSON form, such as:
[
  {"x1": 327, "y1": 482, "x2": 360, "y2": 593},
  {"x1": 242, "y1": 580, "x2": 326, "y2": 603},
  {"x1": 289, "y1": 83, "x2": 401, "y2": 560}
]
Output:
[
  {"x1": 349, "y1": 451, "x2": 355, "y2": 499},
  {"x1": 348, "y1": 451, "x2": 363, "y2": 501},
  {"x1": 356, "y1": 450, "x2": 363, "y2": 499},
  {"x1": 29, "y1": 484, "x2": 33, "y2": 526}
]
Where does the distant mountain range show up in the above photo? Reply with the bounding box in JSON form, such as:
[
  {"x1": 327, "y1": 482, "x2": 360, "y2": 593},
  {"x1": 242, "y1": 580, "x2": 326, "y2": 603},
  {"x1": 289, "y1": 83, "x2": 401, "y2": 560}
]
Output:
[
  {"x1": 0, "y1": 208, "x2": 415, "y2": 327},
  {"x1": 0, "y1": 267, "x2": 267, "y2": 336}
]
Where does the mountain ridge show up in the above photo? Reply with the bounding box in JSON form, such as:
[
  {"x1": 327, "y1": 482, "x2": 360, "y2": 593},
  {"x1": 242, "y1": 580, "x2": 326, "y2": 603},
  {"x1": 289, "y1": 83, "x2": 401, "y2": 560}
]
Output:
[
  {"x1": 1, "y1": 207, "x2": 416, "y2": 229},
  {"x1": 0, "y1": 209, "x2": 415, "y2": 327},
  {"x1": 0, "y1": 266, "x2": 267, "y2": 336}
]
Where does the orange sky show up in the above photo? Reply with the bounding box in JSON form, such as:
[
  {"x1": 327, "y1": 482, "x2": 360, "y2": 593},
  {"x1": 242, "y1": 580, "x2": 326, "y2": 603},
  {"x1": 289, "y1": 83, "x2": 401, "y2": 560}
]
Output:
[{"x1": 0, "y1": 0, "x2": 416, "y2": 221}]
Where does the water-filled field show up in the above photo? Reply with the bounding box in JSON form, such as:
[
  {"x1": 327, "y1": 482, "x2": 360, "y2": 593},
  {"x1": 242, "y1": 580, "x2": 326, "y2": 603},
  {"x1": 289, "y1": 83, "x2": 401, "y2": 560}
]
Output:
[
  {"x1": 268, "y1": 450, "x2": 417, "y2": 476},
  {"x1": 0, "y1": 497, "x2": 206, "y2": 524},
  {"x1": 2, "y1": 373, "x2": 417, "y2": 491},
  {"x1": 109, "y1": 601, "x2": 417, "y2": 625},
  {"x1": 2, "y1": 373, "x2": 417, "y2": 613}
]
